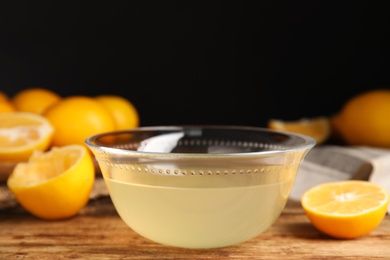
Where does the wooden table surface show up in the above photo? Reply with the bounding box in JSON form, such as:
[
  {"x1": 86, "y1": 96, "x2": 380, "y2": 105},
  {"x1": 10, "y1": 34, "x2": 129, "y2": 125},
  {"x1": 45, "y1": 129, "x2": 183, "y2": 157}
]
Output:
[{"x1": 1, "y1": 195, "x2": 390, "y2": 260}]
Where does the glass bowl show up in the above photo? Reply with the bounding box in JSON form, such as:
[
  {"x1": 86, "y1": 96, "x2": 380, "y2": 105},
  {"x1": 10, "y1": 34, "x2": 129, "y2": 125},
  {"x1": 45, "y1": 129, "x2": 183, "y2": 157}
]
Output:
[{"x1": 85, "y1": 125, "x2": 315, "y2": 249}]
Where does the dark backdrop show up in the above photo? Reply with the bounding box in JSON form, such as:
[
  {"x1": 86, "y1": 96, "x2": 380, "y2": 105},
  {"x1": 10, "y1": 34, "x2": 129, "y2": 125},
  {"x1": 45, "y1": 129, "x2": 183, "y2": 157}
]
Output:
[{"x1": 1, "y1": 1, "x2": 389, "y2": 127}]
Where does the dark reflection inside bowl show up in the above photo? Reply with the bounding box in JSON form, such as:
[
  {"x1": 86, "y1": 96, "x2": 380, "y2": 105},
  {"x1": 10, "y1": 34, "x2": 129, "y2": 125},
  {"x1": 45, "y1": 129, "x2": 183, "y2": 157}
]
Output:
[{"x1": 91, "y1": 126, "x2": 306, "y2": 154}]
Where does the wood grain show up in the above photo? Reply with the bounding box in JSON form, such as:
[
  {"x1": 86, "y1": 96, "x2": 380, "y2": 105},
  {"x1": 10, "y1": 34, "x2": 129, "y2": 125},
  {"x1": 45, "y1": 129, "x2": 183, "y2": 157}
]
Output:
[{"x1": 1, "y1": 198, "x2": 389, "y2": 259}]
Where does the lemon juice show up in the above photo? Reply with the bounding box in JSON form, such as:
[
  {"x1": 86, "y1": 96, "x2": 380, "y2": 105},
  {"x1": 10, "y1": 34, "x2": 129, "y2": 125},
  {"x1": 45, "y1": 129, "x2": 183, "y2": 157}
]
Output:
[{"x1": 103, "y1": 164, "x2": 296, "y2": 249}]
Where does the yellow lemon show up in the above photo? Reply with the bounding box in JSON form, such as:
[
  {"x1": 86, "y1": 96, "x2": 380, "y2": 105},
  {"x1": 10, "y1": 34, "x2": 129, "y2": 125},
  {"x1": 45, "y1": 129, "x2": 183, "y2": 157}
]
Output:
[
  {"x1": 12, "y1": 87, "x2": 61, "y2": 115},
  {"x1": 7, "y1": 144, "x2": 95, "y2": 220},
  {"x1": 0, "y1": 91, "x2": 11, "y2": 103},
  {"x1": 43, "y1": 96, "x2": 116, "y2": 147},
  {"x1": 0, "y1": 101, "x2": 16, "y2": 113},
  {"x1": 0, "y1": 112, "x2": 54, "y2": 162},
  {"x1": 0, "y1": 92, "x2": 16, "y2": 113},
  {"x1": 332, "y1": 89, "x2": 390, "y2": 147},
  {"x1": 95, "y1": 95, "x2": 139, "y2": 130},
  {"x1": 301, "y1": 180, "x2": 389, "y2": 239}
]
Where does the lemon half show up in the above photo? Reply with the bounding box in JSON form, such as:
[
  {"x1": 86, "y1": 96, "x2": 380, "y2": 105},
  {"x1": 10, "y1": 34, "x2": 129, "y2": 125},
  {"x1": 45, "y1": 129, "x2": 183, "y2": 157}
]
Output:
[
  {"x1": 7, "y1": 144, "x2": 95, "y2": 220},
  {"x1": 0, "y1": 112, "x2": 54, "y2": 162}
]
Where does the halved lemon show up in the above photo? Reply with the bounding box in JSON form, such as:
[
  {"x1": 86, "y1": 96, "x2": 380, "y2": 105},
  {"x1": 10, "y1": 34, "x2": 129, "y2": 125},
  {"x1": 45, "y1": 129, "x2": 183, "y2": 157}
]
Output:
[
  {"x1": 268, "y1": 117, "x2": 330, "y2": 145},
  {"x1": 301, "y1": 180, "x2": 390, "y2": 239},
  {"x1": 7, "y1": 144, "x2": 95, "y2": 220},
  {"x1": 0, "y1": 112, "x2": 54, "y2": 162}
]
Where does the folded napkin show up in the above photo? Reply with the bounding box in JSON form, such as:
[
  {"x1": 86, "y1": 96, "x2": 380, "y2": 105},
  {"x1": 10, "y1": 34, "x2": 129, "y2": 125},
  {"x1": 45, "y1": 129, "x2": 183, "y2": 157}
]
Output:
[{"x1": 290, "y1": 145, "x2": 390, "y2": 213}]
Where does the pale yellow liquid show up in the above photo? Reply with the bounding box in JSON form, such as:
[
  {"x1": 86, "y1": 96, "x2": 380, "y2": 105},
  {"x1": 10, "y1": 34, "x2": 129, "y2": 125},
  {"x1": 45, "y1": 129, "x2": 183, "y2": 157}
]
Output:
[{"x1": 103, "y1": 164, "x2": 296, "y2": 249}]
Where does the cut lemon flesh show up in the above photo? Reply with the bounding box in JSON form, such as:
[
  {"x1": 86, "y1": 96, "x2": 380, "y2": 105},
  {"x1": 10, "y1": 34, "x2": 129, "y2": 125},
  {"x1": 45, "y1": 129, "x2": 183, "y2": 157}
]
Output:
[
  {"x1": 268, "y1": 117, "x2": 330, "y2": 145},
  {"x1": 7, "y1": 145, "x2": 95, "y2": 220},
  {"x1": 0, "y1": 112, "x2": 54, "y2": 162},
  {"x1": 301, "y1": 180, "x2": 390, "y2": 239}
]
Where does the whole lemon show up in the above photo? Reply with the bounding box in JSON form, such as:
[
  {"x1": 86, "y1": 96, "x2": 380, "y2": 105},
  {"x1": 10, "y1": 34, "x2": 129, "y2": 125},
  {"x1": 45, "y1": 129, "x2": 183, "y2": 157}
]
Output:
[
  {"x1": 43, "y1": 96, "x2": 116, "y2": 147},
  {"x1": 0, "y1": 101, "x2": 15, "y2": 113},
  {"x1": 12, "y1": 88, "x2": 61, "y2": 114},
  {"x1": 332, "y1": 89, "x2": 390, "y2": 148},
  {"x1": 95, "y1": 95, "x2": 139, "y2": 130}
]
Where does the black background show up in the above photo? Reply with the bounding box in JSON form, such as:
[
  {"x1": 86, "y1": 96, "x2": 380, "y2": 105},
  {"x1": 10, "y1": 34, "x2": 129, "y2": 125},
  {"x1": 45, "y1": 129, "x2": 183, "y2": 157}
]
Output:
[{"x1": 1, "y1": 1, "x2": 389, "y2": 127}]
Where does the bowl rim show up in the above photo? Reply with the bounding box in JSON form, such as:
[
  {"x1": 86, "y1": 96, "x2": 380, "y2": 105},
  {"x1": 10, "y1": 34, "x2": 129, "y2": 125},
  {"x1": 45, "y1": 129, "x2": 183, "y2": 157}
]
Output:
[{"x1": 84, "y1": 125, "x2": 316, "y2": 158}]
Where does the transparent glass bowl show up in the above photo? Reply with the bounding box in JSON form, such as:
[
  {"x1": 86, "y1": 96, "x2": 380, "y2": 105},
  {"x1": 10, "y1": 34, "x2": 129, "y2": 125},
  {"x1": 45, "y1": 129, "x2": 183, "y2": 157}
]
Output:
[{"x1": 85, "y1": 125, "x2": 315, "y2": 249}]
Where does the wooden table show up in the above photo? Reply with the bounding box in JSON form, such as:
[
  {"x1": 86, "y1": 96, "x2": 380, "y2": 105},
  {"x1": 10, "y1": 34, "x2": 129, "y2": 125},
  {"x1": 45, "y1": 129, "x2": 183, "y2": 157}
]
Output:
[{"x1": 1, "y1": 196, "x2": 389, "y2": 259}]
